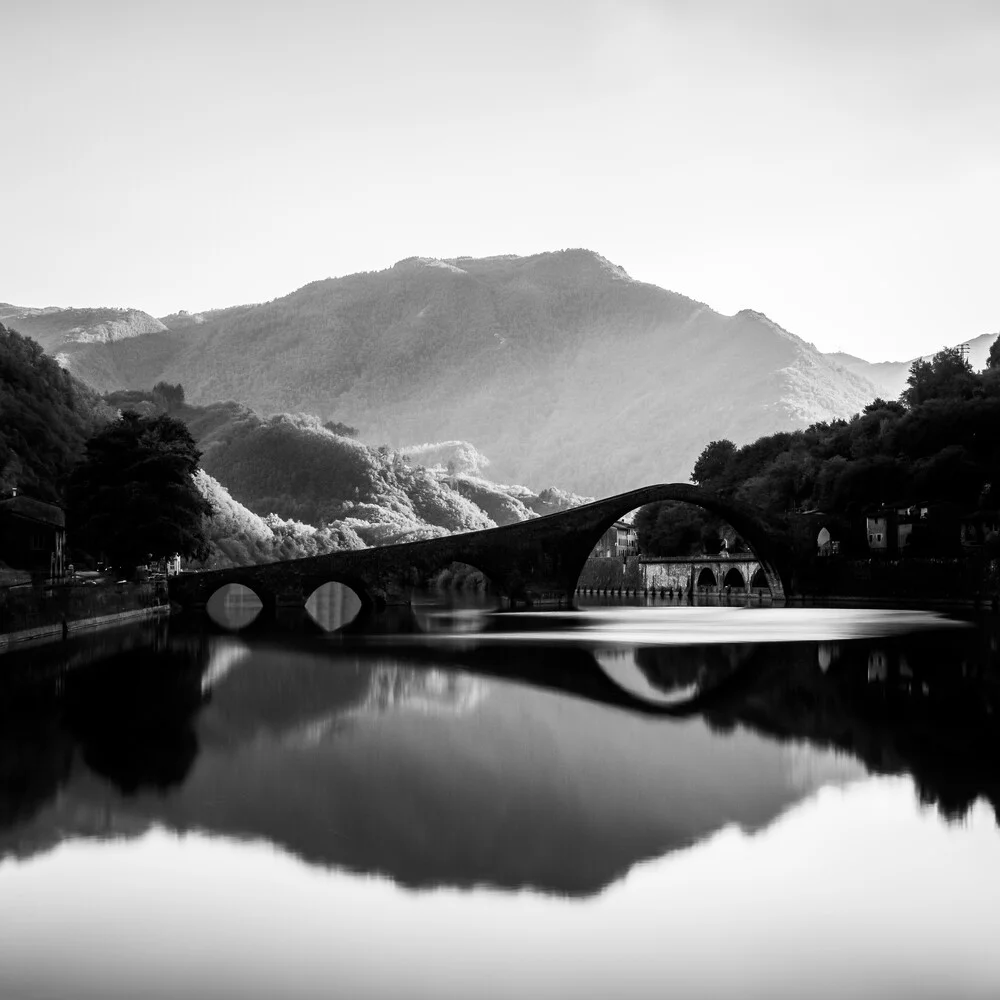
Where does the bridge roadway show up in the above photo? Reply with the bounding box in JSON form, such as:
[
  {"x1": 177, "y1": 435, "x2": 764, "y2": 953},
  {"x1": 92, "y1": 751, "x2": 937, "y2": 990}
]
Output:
[{"x1": 170, "y1": 483, "x2": 790, "y2": 617}]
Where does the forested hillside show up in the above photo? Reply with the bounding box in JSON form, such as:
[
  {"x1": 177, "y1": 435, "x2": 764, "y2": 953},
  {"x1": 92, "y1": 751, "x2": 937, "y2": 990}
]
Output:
[
  {"x1": 639, "y1": 344, "x2": 1000, "y2": 558},
  {"x1": 22, "y1": 250, "x2": 880, "y2": 495},
  {"x1": 2, "y1": 322, "x2": 587, "y2": 571},
  {"x1": 103, "y1": 387, "x2": 592, "y2": 554},
  {"x1": 0, "y1": 323, "x2": 114, "y2": 502}
]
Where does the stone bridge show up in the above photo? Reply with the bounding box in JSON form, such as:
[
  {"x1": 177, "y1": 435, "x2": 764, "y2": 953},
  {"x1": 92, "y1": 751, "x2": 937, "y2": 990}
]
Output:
[
  {"x1": 638, "y1": 555, "x2": 768, "y2": 596},
  {"x1": 170, "y1": 483, "x2": 790, "y2": 616}
]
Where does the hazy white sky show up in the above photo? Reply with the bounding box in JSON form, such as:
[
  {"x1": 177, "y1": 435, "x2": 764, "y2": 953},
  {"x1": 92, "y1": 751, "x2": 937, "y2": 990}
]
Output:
[{"x1": 2, "y1": 0, "x2": 997, "y2": 361}]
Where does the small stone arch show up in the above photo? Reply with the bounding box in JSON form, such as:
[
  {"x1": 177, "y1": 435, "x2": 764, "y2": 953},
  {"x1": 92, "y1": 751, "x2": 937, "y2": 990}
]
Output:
[
  {"x1": 421, "y1": 551, "x2": 504, "y2": 598},
  {"x1": 696, "y1": 567, "x2": 717, "y2": 588},
  {"x1": 750, "y1": 568, "x2": 769, "y2": 589},
  {"x1": 723, "y1": 567, "x2": 745, "y2": 590}
]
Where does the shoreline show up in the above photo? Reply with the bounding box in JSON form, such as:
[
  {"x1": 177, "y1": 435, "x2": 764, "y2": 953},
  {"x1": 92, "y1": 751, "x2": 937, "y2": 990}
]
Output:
[{"x1": 0, "y1": 604, "x2": 171, "y2": 653}]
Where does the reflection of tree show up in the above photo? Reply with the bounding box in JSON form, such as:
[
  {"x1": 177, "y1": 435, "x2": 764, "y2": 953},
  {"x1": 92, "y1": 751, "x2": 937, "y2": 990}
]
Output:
[
  {"x1": 703, "y1": 631, "x2": 1000, "y2": 826},
  {"x1": 64, "y1": 647, "x2": 206, "y2": 795},
  {"x1": 0, "y1": 637, "x2": 210, "y2": 838},
  {"x1": 0, "y1": 709, "x2": 74, "y2": 831}
]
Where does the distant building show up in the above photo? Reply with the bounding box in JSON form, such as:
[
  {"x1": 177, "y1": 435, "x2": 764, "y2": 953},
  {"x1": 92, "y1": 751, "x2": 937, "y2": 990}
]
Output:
[
  {"x1": 865, "y1": 503, "x2": 933, "y2": 554},
  {"x1": 866, "y1": 513, "x2": 889, "y2": 551},
  {"x1": 816, "y1": 526, "x2": 840, "y2": 556},
  {"x1": 0, "y1": 491, "x2": 67, "y2": 581},
  {"x1": 594, "y1": 520, "x2": 638, "y2": 562}
]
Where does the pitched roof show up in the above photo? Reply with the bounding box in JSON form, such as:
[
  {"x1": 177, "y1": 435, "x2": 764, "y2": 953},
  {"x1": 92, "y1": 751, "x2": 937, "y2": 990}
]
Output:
[{"x1": 0, "y1": 495, "x2": 65, "y2": 528}]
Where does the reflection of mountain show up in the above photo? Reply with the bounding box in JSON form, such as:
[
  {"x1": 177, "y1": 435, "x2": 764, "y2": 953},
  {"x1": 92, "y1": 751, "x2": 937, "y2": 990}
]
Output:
[{"x1": 1, "y1": 620, "x2": 997, "y2": 897}]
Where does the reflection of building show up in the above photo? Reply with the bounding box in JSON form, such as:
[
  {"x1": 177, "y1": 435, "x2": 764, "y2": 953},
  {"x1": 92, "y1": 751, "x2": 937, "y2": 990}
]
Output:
[
  {"x1": 594, "y1": 520, "x2": 638, "y2": 561},
  {"x1": 0, "y1": 491, "x2": 66, "y2": 581}
]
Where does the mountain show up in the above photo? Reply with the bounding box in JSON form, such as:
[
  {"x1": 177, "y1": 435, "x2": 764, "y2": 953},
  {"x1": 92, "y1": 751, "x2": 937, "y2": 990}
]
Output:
[
  {"x1": 826, "y1": 332, "x2": 999, "y2": 401},
  {"x1": 11, "y1": 251, "x2": 885, "y2": 495}
]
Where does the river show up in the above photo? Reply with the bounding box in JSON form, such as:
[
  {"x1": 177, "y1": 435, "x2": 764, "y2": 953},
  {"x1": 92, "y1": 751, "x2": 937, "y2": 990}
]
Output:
[{"x1": 1, "y1": 594, "x2": 998, "y2": 999}]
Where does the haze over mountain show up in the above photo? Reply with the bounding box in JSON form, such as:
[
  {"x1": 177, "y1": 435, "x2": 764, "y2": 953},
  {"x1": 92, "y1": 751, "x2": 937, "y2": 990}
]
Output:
[
  {"x1": 12, "y1": 250, "x2": 990, "y2": 497},
  {"x1": 829, "y1": 332, "x2": 999, "y2": 402}
]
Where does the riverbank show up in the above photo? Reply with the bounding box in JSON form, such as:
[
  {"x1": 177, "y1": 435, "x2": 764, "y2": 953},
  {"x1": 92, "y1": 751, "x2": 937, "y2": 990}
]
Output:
[
  {"x1": 0, "y1": 580, "x2": 168, "y2": 651},
  {"x1": 0, "y1": 603, "x2": 171, "y2": 651}
]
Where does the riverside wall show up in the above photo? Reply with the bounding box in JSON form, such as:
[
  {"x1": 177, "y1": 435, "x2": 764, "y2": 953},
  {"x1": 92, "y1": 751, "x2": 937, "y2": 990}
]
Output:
[{"x1": 0, "y1": 581, "x2": 169, "y2": 648}]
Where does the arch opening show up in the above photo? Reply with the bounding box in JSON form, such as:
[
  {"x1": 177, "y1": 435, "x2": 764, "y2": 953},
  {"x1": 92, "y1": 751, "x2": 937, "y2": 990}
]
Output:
[
  {"x1": 570, "y1": 485, "x2": 785, "y2": 601},
  {"x1": 305, "y1": 581, "x2": 364, "y2": 632},
  {"x1": 696, "y1": 568, "x2": 717, "y2": 589},
  {"x1": 412, "y1": 560, "x2": 502, "y2": 627},
  {"x1": 750, "y1": 568, "x2": 769, "y2": 590},
  {"x1": 206, "y1": 583, "x2": 263, "y2": 631},
  {"x1": 723, "y1": 568, "x2": 745, "y2": 590}
]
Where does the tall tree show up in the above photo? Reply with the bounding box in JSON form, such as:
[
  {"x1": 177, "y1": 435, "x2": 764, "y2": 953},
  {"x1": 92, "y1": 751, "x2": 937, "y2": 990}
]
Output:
[
  {"x1": 988, "y1": 335, "x2": 1000, "y2": 371},
  {"x1": 691, "y1": 439, "x2": 737, "y2": 488},
  {"x1": 69, "y1": 412, "x2": 213, "y2": 573},
  {"x1": 901, "y1": 346, "x2": 978, "y2": 406}
]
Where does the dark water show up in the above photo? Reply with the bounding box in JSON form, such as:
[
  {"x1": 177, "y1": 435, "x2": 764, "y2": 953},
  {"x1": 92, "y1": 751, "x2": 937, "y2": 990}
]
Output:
[{"x1": 1, "y1": 598, "x2": 999, "y2": 999}]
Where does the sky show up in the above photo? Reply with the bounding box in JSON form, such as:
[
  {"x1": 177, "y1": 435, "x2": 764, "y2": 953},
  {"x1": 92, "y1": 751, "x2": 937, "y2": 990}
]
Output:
[{"x1": 2, "y1": 0, "x2": 998, "y2": 361}]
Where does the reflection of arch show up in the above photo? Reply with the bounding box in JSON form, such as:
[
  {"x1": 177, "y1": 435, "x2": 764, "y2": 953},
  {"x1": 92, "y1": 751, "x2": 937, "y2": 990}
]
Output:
[
  {"x1": 305, "y1": 581, "x2": 364, "y2": 632},
  {"x1": 206, "y1": 583, "x2": 263, "y2": 630},
  {"x1": 723, "y1": 568, "x2": 745, "y2": 589},
  {"x1": 696, "y1": 568, "x2": 716, "y2": 588},
  {"x1": 750, "y1": 568, "x2": 768, "y2": 589}
]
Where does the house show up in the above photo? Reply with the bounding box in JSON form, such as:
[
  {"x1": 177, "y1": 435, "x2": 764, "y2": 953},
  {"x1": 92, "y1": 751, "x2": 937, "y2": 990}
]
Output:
[
  {"x1": 865, "y1": 513, "x2": 889, "y2": 551},
  {"x1": 0, "y1": 491, "x2": 67, "y2": 582},
  {"x1": 864, "y1": 503, "x2": 932, "y2": 554},
  {"x1": 593, "y1": 520, "x2": 638, "y2": 562}
]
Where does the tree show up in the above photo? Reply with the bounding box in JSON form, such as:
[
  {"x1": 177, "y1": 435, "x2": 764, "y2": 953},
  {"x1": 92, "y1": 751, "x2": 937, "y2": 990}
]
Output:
[
  {"x1": 152, "y1": 382, "x2": 185, "y2": 412},
  {"x1": 69, "y1": 411, "x2": 213, "y2": 573},
  {"x1": 691, "y1": 439, "x2": 736, "y2": 488},
  {"x1": 901, "y1": 347, "x2": 978, "y2": 407},
  {"x1": 988, "y1": 335, "x2": 1000, "y2": 371}
]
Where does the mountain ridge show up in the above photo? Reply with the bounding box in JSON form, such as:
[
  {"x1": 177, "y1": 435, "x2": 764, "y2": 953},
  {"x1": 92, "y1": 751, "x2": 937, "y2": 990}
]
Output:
[{"x1": 9, "y1": 249, "x2": 991, "y2": 495}]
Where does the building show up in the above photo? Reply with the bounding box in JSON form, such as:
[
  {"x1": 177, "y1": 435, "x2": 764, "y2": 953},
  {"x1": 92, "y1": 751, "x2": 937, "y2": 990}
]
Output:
[
  {"x1": 0, "y1": 491, "x2": 67, "y2": 582},
  {"x1": 865, "y1": 504, "x2": 931, "y2": 554},
  {"x1": 816, "y1": 526, "x2": 840, "y2": 556},
  {"x1": 593, "y1": 520, "x2": 638, "y2": 561}
]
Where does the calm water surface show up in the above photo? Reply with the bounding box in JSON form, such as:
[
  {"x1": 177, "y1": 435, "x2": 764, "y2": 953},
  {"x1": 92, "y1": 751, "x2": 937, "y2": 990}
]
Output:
[{"x1": 1, "y1": 597, "x2": 999, "y2": 999}]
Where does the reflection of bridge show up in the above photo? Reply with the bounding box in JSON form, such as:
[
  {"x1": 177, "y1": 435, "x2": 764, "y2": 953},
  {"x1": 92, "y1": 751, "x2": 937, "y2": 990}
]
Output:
[{"x1": 170, "y1": 484, "x2": 789, "y2": 616}]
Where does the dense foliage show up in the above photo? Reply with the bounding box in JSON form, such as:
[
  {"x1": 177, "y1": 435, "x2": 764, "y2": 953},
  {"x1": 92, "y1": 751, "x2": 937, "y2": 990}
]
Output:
[
  {"x1": 68, "y1": 412, "x2": 213, "y2": 572},
  {"x1": 0, "y1": 322, "x2": 113, "y2": 501},
  {"x1": 641, "y1": 341, "x2": 1000, "y2": 557},
  {"x1": 191, "y1": 471, "x2": 365, "y2": 569}
]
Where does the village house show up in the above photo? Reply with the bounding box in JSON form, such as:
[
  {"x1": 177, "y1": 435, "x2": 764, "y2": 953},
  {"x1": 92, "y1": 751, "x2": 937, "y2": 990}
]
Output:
[
  {"x1": 593, "y1": 520, "x2": 638, "y2": 561},
  {"x1": 0, "y1": 490, "x2": 67, "y2": 582}
]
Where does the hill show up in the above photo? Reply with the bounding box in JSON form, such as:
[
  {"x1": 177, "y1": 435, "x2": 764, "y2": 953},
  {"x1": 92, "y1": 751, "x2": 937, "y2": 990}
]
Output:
[
  {"x1": 103, "y1": 389, "x2": 591, "y2": 557},
  {"x1": 19, "y1": 250, "x2": 882, "y2": 496}
]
